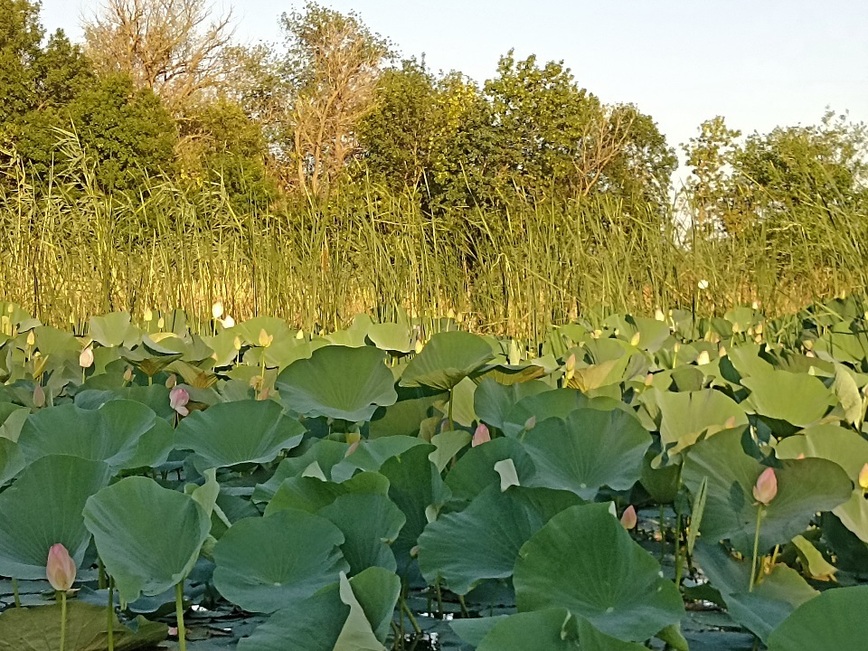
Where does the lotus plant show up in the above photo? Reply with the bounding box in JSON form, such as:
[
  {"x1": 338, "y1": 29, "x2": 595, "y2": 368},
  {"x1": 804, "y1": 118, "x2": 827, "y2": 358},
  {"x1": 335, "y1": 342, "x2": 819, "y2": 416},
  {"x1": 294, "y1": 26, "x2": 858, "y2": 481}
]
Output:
[
  {"x1": 859, "y1": 463, "x2": 868, "y2": 494},
  {"x1": 47, "y1": 543, "x2": 76, "y2": 651},
  {"x1": 750, "y1": 467, "x2": 778, "y2": 591}
]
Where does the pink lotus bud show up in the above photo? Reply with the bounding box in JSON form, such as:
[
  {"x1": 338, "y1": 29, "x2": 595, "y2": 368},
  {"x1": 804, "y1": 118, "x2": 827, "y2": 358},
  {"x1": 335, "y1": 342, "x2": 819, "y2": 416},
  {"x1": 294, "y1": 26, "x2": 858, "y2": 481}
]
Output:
[
  {"x1": 859, "y1": 463, "x2": 868, "y2": 491},
  {"x1": 620, "y1": 505, "x2": 637, "y2": 530},
  {"x1": 46, "y1": 543, "x2": 76, "y2": 592},
  {"x1": 169, "y1": 386, "x2": 190, "y2": 416},
  {"x1": 524, "y1": 415, "x2": 536, "y2": 431},
  {"x1": 472, "y1": 423, "x2": 491, "y2": 447},
  {"x1": 79, "y1": 347, "x2": 94, "y2": 369},
  {"x1": 33, "y1": 384, "x2": 45, "y2": 408},
  {"x1": 752, "y1": 467, "x2": 778, "y2": 506}
]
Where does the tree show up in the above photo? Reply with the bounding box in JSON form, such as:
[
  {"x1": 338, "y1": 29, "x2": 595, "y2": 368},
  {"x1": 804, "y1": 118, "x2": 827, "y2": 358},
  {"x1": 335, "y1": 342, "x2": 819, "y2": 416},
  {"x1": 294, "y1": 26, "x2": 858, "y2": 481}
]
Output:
[
  {"x1": 280, "y1": 2, "x2": 391, "y2": 197},
  {"x1": 82, "y1": 0, "x2": 235, "y2": 113},
  {"x1": 480, "y1": 51, "x2": 674, "y2": 208},
  {"x1": 0, "y1": 0, "x2": 42, "y2": 124}
]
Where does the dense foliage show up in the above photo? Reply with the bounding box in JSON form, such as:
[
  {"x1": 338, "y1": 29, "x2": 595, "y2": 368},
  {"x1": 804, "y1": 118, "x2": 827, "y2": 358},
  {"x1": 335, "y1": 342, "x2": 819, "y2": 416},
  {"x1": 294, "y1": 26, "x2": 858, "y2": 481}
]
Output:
[{"x1": 0, "y1": 297, "x2": 866, "y2": 649}]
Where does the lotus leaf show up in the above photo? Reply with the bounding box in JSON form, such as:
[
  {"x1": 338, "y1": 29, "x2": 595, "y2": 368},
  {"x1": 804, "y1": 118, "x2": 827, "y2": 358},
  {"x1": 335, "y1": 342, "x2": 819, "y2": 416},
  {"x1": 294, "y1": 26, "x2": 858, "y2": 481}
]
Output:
[
  {"x1": 767, "y1": 585, "x2": 868, "y2": 650},
  {"x1": 237, "y1": 567, "x2": 399, "y2": 651},
  {"x1": 400, "y1": 331, "x2": 494, "y2": 390},
  {"x1": 520, "y1": 408, "x2": 652, "y2": 500},
  {"x1": 83, "y1": 476, "x2": 211, "y2": 606},
  {"x1": 18, "y1": 400, "x2": 173, "y2": 471},
  {"x1": 418, "y1": 484, "x2": 582, "y2": 594},
  {"x1": 277, "y1": 345, "x2": 398, "y2": 422},
  {"x1": 175, "y1": 399, "x2": 305, "y2": 467},
  {"x1": 514, "y1": 503, "x2": 684, "y2": 642},
  {"x1": 212, "y1": 508, "x2": 348, "y2": 613}
]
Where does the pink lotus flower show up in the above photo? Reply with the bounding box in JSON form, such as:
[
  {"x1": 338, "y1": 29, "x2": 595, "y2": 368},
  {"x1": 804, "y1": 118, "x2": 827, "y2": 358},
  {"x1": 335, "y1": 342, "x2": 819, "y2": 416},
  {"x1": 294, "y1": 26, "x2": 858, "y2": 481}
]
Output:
[
  {"x1": 170, "y1": 386, "x2": 190, "y2": 416},
  {"x1": 620, "y1": 505, "x2": 637, "y2": 530},
  {"x1": 79, "y1": 347, "x2": 94, "y2": 369},
  {"x1": 752, "y1": 467, "x2": 778, "y2": 506},
  {"x1": 472, "y1": 423, "x2": 491, "y2": 447},
  {"x1": 46, "y1": 543, "x2": 76, "y2": 592}
]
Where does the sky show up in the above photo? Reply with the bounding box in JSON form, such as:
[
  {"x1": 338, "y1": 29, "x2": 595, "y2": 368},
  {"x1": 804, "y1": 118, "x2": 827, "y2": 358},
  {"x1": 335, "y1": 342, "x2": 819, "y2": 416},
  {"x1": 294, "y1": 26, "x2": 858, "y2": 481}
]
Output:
[{"x1": 39, "y1": 0, "x2": 868, "y2": 179}]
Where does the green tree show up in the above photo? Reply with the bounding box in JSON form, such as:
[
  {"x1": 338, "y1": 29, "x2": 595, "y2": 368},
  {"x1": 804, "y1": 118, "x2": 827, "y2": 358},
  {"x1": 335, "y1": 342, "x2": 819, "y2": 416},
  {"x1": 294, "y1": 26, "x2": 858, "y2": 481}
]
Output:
[{"x1": 0, "y1": 0, "x2": 42, "y2": 124}]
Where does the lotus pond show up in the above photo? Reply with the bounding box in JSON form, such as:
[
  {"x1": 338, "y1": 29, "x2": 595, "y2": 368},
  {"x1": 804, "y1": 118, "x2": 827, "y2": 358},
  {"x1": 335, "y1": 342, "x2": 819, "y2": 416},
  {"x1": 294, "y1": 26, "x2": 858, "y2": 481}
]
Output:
[{"x1": 0, "y1": 298, "x2": 866, "y2": 650}]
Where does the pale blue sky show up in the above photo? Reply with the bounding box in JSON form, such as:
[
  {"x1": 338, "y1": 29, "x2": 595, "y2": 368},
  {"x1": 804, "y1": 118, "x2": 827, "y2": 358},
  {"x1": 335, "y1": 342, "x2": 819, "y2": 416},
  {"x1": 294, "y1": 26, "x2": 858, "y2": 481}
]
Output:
[{"x1": 40, "y1": 0, "x2": 868, "y2": 178}]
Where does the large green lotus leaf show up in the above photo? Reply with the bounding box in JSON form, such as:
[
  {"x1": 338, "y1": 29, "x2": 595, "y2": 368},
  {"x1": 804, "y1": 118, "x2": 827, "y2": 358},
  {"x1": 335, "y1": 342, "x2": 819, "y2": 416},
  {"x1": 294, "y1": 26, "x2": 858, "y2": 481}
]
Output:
[
  {"x1": 318, "y1": 493, "x2": 406, "y2": 574},
  {"x1": 777, "y1": 425, "x2": 868, "y2": 541},
  {"x1": 0, "y1": 437, "x2": 24, "y2": 485},
  {"x1": 472, "y1": 609, "x2": 647, "y2": 651},
  {"x1": 400, "y1": 331, "x2": 494, "y2": 390},
  {"x1": 330, "y1": 435, "x2": 425, "y2": 482},
  {"x1": 682, "y1": 428, "x2": 853, "y2": 552},
  {"x1": 252, "y1": 439, "x2": 350, "y2": 502},
  {"x1": 83, "y1": 477, "x2": 210, "y2": 606},
  {"x1": 694, "y1": 541, "x2": 818, "y2": 643},
  {"x1": 366, "y1": 322, "x2": 414, "y2": 353},
  {"x1": 175, "y1": 400, "x2": 305, "y2": 468},
  {"x1": 521, "y1": 409, "x2": 651, "y2": 500},
  {"x1": 473, "y1": 378, "x2": 552, "y2": 431},
  {"x1": 237, "y1": 567, "x2": 400, "y2": 651},
  {"x1": 89, "y1": 312, "x2": 138, "y2": 348},
  {"x1": 742, "y1": 369, "x2": 835, "y2": 427},
  {"x1": 0, "y1": 601, "x2": 168, "y2": 651},
  {"x1": 514, "y1": 503, "x2": 684, "y2": 642},
  {"x1": 445, "y1": 436, "x2": 536, "y2": 503},
  {"x1": 18, "y1": 400, "x2": 173, "y2": 471},
  {"x1": 265, "y1": 472, "x2": 389, "y2": 515},
  {"x1": 0, "y1": 455, "x2": 111, "y2": 579},
  {"x1": 378, "y1": 445, "x2": 450, "y2": 574},
  {"x1": 277, "y1": 345, "x2": 398, "y2": 422},
  {"x1": 502, "y1": 388, "x2": 626, "y2": 437},
  {"x1": 655, "y1": 388, "x2": 748, "y2": 454},
  {"x1": 418, "y1": 484, "x2": 582, "y2": 594},
  {"x1": 212, "y1": 508, "x2": 348, "y2": 613},
  {"x1": 767, "y1": 585, "x2": 868, "y2": 650},
  {"x1": 0, "y1": 402, "x2": 29, "y2": 441}
]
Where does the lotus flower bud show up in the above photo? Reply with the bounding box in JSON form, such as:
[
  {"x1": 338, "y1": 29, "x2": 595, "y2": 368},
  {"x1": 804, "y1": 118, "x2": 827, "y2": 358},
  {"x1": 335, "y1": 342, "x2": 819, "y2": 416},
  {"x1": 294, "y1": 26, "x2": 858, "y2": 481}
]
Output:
[
  {"x1": 233, "y1": 335, "x2": 242, "y2": 351},
  {"x1": 696, "y1": 350, "x2": 711, "y2": 365},
  {"x1": 26, "y1": 331, "x2": 35, "y2": 347},
  {"x1": 698, "y1": 279, "x2": 709, "y2": 290},
  {"x1": 752, "y1": 301, "x2": 760, "y2": 310},
  {"x1": 654, "y1": 308, "x2": 665, "y2": 322},
  {"x1": 630, "y1": 332, "x2": 641, "y2": 347},
  {"x1": 620, "y1": 505, "x2": 637, "y2": 530},
  {"x1": 524, "y1": 415, "x2": 536, "y2": 431},
  {"x1": 859, "y1": 463, "x2": 868, "y2": 491},
  {"x1": 211, "y1": 302, "x2": 224, "y2": 320},
  {"x1": 565, "y1": 353, "x2": 576, "y2": 373},
  {"x1": 143, "y1": 308, "x2": 153, "y2": 322},
  {"x1": 414, "y1": 339, "x2": 424, "y2": 354},
  {"x1": 79, "y1": 347, "x2": 94, "y2": 369},
  {"x1": 33, "y1": 384, "x2": 45, "y2": 408},
  {"x1": 221, "y1": 315, "x2": 235, "y2": 328},
  {"x1": 157, "y1": 317, "x2": 165, "y2": 329},
  {"x1": 258, "y1": 329, "x2": 273, "y2": 348},
  {"x1": 296, "y1": 329, "x2": 304, "y2": 340},
  {"x1": 46, "y1": 543, "x2": 76, "y2": 592},
  {"x1": 472, "y1": 423, "x2": 491, "y2": 447},
  {"x1": 644, "y1": 372, "x2": 654, "y2": 386},
  {"x1": 165, "y1": 374, "x2": 177, "y2": 389},
  {"x1": 752, "y1": 467, "x2": 778, "y2": 506},
  {"x1": 169, "y1": 386, "x2": 190, "y2": 417},
  {"x1": 123, "y1": 367, "x2": 133, "y2": 383}
]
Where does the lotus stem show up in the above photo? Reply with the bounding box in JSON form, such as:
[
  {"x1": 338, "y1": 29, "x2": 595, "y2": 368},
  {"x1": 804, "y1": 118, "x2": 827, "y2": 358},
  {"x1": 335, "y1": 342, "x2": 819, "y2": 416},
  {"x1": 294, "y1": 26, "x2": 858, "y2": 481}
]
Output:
[
  {"x1": 59, "y1": 590, "x2": 67, "y2": 651},
  {"x1": 175, "y1": 582, "x2": 187, "y2": 651},
  {"x1": 11, "y1": 577, "x2": 20, "y2": 608},
  {"x1": 98, "y1": 558, "x2": 106, "y2": 590},
  {"x1": 749, "y1": 507, "x2": 764, "y2": 592},
  {"x1": 399, "y1": 594, "x2": 421, "y2": 635},
  {"x1": 107, "y1": 577, "x2": 115, "y2": 651},
  {"x1": 674, "y1": 510, "x2": 683, "y2": 587}
]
